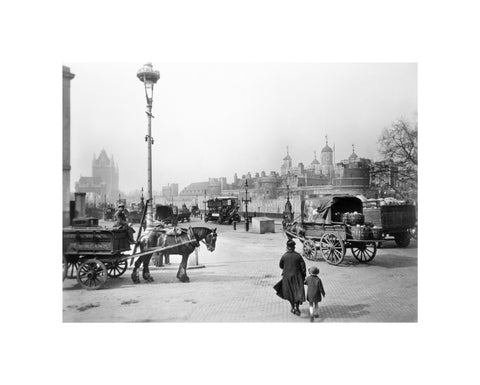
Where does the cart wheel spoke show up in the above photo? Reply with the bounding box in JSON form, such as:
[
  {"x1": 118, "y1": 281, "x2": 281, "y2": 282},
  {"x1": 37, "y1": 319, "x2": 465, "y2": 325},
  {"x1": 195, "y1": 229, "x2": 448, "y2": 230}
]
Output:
[
  {"x1": 77, "y1": 259, "x2": 107, "y2": 290},
  {"x1": 320, "y1": 233, "x2": 345, "y2": 265},
  {"x1": 351, "y1": 242, "x2": 377, "y2": 263},
  {"x1": 302, "y1": 240, "x2": 318, "y2": 261},
  {"x1": 107, "y1": 260, "x2": 128, "y2": 278}
]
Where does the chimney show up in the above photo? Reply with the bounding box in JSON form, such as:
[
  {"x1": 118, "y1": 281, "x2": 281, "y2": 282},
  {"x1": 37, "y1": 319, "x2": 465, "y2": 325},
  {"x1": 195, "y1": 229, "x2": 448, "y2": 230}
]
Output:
[{"x1": 75, "y1": 192, "x2": 87, "y2": 218}]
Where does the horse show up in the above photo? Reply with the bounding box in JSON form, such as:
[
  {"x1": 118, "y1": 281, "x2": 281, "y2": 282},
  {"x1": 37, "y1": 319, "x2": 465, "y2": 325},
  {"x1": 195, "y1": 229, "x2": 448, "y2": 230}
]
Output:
[{"x1": 131, "y1": 226, "x2": 217, "y2": 283}]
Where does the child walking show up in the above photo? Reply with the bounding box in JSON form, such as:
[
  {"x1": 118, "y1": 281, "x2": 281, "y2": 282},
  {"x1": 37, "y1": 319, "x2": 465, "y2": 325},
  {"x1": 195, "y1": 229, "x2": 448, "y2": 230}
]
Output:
[{"x1": 304, "y1": 266, "x2": 326, "y2": 322}]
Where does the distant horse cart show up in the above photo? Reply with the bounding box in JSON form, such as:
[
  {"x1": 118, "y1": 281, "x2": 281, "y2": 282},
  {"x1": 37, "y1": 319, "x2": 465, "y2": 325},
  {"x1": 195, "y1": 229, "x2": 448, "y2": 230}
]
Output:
[
  {"x1": 155, "y1": 204, "x2": 190, "y2": 224},
  {"x1": 178, "y1": 204, "x2": 191, "y2": 223},
  {"x1": 284, "y1": 195, "x2": 416, "y2": 266},
  {"x1": 190, "y1": 204, "x2": 201, "y2": 217}
]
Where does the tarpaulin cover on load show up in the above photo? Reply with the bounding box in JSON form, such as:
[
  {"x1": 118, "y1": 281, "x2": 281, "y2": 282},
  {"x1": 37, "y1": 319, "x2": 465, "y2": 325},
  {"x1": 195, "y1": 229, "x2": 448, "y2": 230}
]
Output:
[{"x1": 305, "y1": 195, "x2": 363, "y2": 221}]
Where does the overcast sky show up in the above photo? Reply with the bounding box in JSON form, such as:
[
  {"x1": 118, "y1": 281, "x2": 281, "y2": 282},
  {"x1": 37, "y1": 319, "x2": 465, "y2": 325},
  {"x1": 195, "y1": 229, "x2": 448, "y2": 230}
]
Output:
[{"x1": 67, "y1": 63, "x2": 417, "y2": 193}]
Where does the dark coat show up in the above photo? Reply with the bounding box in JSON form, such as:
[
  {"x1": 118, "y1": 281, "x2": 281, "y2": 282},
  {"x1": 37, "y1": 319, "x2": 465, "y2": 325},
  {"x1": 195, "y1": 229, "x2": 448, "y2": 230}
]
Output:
[
  {"x1": 114, "y1": 209, "x2": 128, "y2": 226},
  {"x1": 114, "y1": 209, "x2": 135, "y2": 242},
  {"x1": 276, "y1": 250, "x2": 306, "y2": 303},
  {"x1": 304, "y1": 275, "x2": 325, "y2": 303}
]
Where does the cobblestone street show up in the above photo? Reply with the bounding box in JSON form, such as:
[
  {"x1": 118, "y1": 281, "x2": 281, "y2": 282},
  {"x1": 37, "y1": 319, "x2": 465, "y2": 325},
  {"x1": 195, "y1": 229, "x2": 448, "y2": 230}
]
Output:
[{"x1": 63, "y1": 218, "x2": 417, "y2": 322}]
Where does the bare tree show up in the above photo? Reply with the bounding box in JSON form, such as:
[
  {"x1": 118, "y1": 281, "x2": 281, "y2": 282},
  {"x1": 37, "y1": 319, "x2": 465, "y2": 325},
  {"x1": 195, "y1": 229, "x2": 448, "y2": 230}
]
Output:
[{"x1": 377, "y1": 116, "x2": 418, "y2": 199}]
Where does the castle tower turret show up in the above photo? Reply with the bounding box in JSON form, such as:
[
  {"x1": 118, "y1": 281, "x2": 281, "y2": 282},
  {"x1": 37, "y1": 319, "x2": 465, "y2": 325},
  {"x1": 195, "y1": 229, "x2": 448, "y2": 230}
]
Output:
[
  {"x1": 321, "y1": 135, "x2": 334, "y2": 179},
  {"x1": 280, "y1": 146, "x2": 292, "y2": 176},
  {"x1": 349, "y1": 144, "x2": 359, "y2": 163}
]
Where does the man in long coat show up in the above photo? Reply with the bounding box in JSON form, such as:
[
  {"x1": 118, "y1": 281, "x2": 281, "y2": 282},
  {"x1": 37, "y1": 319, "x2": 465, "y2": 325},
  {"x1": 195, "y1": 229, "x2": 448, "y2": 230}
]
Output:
[{"x1": 275, "y1": 239, "x2": 306, "y2": 316}]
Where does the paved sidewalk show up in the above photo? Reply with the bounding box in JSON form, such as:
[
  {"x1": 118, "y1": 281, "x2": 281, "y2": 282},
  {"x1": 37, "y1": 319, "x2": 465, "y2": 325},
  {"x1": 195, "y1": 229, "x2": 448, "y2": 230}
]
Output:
[{"x1": 63, "y1": 219, "x2": 417, "y2": 322}]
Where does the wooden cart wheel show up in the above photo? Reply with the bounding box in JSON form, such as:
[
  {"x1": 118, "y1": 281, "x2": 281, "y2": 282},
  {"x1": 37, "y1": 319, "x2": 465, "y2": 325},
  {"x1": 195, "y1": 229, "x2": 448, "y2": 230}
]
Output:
[
  {"x1": 319, "y1": 233, "x2": 345, "y2": 265},
  {"x1": 65, "y1": 260, "x2": 81, "y2": 279},
  {"x1": 63, "y1": 256, "x2": 67, "y2": 281},
  {"x1": 106, "y1": 260, "x2": 128, "y2": 278},
  {"x1": 351, "y1": 242, "x2": 377, "y2": 263},
  {"x1": 77, "y1": 259, "x2": 107, "y2": 290},
  {"x1": 410, "y1": 226, "x2": 417, "y2": 240},
  {"x1": 302, "y1": 239, "x2": 318, "y2": 261}
]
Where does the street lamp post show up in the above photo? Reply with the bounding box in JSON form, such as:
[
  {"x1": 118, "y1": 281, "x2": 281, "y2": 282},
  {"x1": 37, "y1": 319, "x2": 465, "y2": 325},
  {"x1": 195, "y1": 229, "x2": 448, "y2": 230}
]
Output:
[
  {"x1": 203, "y1": 189, "x2": 207, "y2": 216},
  {"x1": 137, "y1": 63, "x2": 160, "y2": 228},
  {"x1": 242, "y1": 180, "x2": 251, "y2": 231}
]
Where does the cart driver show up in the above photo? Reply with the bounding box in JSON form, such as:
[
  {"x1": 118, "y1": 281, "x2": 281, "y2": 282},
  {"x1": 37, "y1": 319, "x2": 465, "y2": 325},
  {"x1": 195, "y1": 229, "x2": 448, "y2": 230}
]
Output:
[{"x1": 114, "y1": 203, "x2": 135, "y2": 244}]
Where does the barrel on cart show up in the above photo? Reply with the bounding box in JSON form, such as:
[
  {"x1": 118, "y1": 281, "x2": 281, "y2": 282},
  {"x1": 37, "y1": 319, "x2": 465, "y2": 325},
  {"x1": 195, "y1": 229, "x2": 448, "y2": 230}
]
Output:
[
  {"x1": 284, "y1": 195, "x2": 382, "y2": 266},
  {"x1": 63, "y1": 219, "x2": 132, "y2": 290}
]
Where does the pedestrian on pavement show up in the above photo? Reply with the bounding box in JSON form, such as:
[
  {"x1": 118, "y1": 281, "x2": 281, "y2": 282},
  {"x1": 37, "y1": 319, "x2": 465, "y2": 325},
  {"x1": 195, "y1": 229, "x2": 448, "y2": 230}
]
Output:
[
  {"x1": 304, "y1": 266, "x2": 326, "y2": 322},
  {"x1": 114, "y1": 203, "x2": 135, "y2": 244},
  {"x1": 274, "y1": 239, "x2": 306, "y2": 316}
]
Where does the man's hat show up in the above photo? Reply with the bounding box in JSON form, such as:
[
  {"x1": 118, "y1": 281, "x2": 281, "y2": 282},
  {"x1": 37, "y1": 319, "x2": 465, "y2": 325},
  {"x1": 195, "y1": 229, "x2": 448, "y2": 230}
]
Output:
[
  {"x1": 286, "y1": 239, "x2": 296, "y2": 249},
  {"x1": 118, "y1": 203, "x2": 125, "y2": 208}
]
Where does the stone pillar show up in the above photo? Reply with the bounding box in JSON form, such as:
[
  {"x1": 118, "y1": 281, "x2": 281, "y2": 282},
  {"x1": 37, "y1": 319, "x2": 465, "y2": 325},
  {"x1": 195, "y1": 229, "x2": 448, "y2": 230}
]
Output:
[
  {"x1": 187, "y1": 247, "x2": 205, "y2": 269},
  {"x1": 63, "y1": 66, "x2": 75, "y2": 226}
]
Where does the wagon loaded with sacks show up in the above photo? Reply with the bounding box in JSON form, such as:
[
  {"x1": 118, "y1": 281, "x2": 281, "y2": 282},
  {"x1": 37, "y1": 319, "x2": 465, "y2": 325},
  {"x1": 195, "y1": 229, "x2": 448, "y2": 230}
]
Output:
[{"x1": 284, "y1": 195, "x2": 385, "y2": 265}]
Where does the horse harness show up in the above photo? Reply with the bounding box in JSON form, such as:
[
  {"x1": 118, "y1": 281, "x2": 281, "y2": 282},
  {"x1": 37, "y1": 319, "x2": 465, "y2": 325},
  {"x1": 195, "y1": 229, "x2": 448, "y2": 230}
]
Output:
[
  {"x1": 160, "y1": 226, "x2": 210, "y2": 249},
  {"x1": 187, "y1": 227, "x2": 201, "y2": 248}
]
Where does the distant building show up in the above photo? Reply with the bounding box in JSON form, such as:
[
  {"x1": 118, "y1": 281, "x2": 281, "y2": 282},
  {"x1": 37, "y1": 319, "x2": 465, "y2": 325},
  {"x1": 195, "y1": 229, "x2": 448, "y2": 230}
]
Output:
[
  {"x1": 162, "y1": 183, "x2": 179, "y2": 198},
  {"x1": 306, "y1": 151, "x2": 321, "y2": 174},
  {"x1": 92, "y1": 149, "x2": 119, "y2": 202},
  {"x1": 75, "y1": 176, "x2": 105, "y2": 197},
  {"x1": 334, "y1": 151, "x2": 371, "y2": 188},
  {"x1": 179, "y1": 178, "x2": 221, "y2": 197},
  {"x1": 320, "y1": 138, "x2": 334, "y2": 179},
  {"x1": 179, "y1": 140, "x2": 412, "y2": 203},
  {"x1": 179, "y1": 181, "x2": 210, "y2": 197},
  {"x1": 75, "y1": 149, "x2": 119, "y2": 203},
  {"x1": 280, "y1": 146, "x2": 292, "y2": 176}
]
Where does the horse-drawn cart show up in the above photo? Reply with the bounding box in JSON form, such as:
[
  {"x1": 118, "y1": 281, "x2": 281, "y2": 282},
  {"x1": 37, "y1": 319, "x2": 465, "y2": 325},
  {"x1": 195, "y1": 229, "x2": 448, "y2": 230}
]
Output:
[
  {"x1": 62, "y1": 225, "x2": 201, "y2": 290},
  {"x1": 63, "y1": 226, "x2": 133, "y2": 289},
  {"x1": 284, "y1": 195, "x2": 381, "y2": 266}
]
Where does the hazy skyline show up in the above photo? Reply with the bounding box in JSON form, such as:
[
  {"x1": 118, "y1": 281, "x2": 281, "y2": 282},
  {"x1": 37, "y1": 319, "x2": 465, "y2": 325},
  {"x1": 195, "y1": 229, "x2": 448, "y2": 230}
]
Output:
[{"x1": 67, "y1": 63, "x2": 417, "y2": 194}]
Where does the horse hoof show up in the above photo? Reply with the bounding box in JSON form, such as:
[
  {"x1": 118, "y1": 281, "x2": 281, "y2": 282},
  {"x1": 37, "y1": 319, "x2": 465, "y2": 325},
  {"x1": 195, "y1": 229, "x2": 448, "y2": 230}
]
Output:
[
  {"x1": 143, "y1": 274, "x2": 154, "y2": 282},
  {"x1": 131, "y1": 273, "x2": 140, "y2": 284}
]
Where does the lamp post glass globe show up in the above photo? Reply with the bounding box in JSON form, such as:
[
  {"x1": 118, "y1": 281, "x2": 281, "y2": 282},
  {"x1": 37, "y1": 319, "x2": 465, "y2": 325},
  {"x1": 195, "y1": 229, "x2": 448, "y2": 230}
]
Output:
[
  {"x1": 144, "y1": 81, "x2": 154, "y2": 100},
  {"x1": 137, "y1": 62, "x2": 160, "y2": 103}
]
